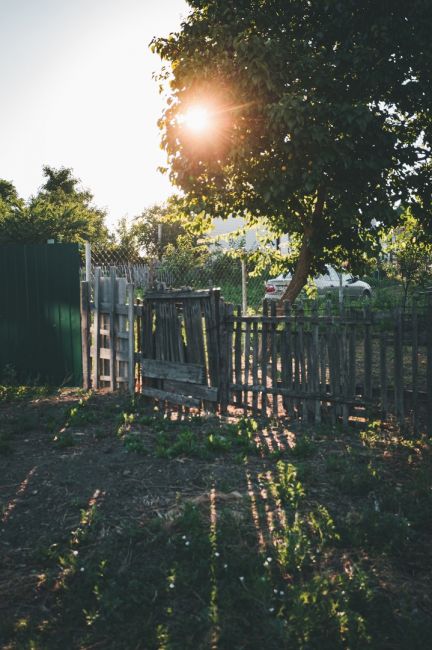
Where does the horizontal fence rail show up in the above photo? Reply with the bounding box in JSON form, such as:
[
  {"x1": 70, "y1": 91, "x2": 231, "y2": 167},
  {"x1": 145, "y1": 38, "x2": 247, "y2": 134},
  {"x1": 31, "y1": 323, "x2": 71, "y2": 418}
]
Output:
[{"x1": 81, "y1": 268, "x2": 432, "y2": 434}]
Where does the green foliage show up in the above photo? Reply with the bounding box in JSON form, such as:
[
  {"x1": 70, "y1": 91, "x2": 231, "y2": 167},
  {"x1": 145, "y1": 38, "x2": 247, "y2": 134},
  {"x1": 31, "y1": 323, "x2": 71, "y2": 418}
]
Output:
[
  {"x1": 290, "y1": 434, "x2": 316, "y2": 459},
  {"x1": 381, "y1": 208, "x2": 432, "y2": 309},
  {"x1": 152, "y1": 1, "x2": 432, "y2": 298},
  {"x1": 0, "y1": 166, "x2": 109, "y2": 244},
  {"x1": 98, "y1": 194, "x2": 212, "y2": 264},
  {"x1": 326, "y1": 454, "x2": 380, "y2": 497}
]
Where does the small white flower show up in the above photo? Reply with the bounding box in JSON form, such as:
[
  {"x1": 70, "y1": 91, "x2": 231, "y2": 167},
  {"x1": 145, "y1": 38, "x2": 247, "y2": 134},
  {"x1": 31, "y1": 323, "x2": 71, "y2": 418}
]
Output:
[
  {"x1": 80, "y1": 567, "x2": 85, "y2": 572},
  {"x1": 239, "y1": 576, "x2": 245, "y2": 582},
  {"x1": 223, "y1": 564, "x2": 228, "y2": 569},
  {"x1": 279, "y1": 591, "x2": 284, "y2": 596},
  {"x1": 182, "y1": 535, "x2": 186, "y2": 540},
  {"x1": 269, "y1": 607, "x2": 275, "y2": 613},
  {"x1": 169, "y1": 583, "x2": 175, "y2": 589},
  {"x1": 185, "y1": 541, "x2": 190, "y2": 546},
  {"x1": 214, "y1": 552, "x2": 220, "y2": 557},
  {"x1": 266, "y1": 557, "x2": 272, "y2": 562},
  {"x1": 264, "y1": 561, "x2": 269, "y2": 567},
  {"x1": 72, "y1": 550, "x2": 79, "y2": 556},
  {"x1": 273, "y1": 589, "x2": 278, "y2": 594}
]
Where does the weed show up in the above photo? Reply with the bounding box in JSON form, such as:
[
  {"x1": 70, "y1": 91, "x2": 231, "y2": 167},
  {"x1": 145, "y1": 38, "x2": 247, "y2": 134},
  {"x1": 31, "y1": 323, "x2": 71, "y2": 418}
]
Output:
[
  {"x1": 290, "y1": 434, "x2": 316, "y2": 458},
  {"x1": 123, "y1": 433, "x2": 149, "y2": 455},
  {"x1": 327, "y1": 455, "x2": 380, "y2": 497},
  {"x1": 341, "y1": 509, "x2": 412, "y2": 554},
  {"x1": 360, "y1": 421, "x2": 384, "y2": 448}
]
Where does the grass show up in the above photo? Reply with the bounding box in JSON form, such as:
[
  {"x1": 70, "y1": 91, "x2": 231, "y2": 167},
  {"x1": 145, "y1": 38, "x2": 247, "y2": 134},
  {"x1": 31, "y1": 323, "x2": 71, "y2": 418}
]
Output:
[{"x1": 0, "y1": 389, "x2": 431, "y2": 649}]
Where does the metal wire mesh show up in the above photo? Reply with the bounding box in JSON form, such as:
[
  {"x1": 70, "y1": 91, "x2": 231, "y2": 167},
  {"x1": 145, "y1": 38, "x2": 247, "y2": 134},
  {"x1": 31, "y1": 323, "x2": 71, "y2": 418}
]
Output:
[{"x1": 83, "y1": 242, "x2": 268, "y2": 311}]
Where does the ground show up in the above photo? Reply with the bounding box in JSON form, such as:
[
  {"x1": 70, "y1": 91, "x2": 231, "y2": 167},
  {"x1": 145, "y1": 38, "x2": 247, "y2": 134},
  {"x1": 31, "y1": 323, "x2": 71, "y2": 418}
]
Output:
[{"x1": 0, "y1": 387, "x2": 431, "y2": 649}]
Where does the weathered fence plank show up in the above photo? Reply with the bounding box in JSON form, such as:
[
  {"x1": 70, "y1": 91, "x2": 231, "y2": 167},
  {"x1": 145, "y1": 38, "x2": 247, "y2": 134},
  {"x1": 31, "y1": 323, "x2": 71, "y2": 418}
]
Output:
[
  {"x1": 92, "y1": 267, "x2": 101, "y2": 389},
  {"x1": 141, "y1": 387, "x2": 200, "y2": 408},
  {"x1": 80, "y1": 281, "x2": 91, "y2": 391},
  {"x1": 141, "y1": 358, "x2": 204, "y2": 383}
]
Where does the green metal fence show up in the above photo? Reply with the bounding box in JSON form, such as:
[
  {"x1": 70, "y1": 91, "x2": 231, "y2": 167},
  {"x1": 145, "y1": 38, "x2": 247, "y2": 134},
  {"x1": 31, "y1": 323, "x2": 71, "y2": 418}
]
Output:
[{"x1": 0, "y1": 244, "x2": 82, "y2": 386}]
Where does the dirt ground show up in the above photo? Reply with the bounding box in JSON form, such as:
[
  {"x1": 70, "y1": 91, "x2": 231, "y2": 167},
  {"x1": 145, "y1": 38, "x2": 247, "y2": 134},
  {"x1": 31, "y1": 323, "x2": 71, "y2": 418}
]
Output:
[{"x1": 1, "y1": 388, "x2": 431, "y2": 649}]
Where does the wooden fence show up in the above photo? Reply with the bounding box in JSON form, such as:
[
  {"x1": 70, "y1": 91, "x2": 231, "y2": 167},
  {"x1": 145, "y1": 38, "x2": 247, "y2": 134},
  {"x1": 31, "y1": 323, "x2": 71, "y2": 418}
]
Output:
[
  {"x1": 221, "y1": 300, "x2": 432, "y2": 434},
  {"x1": 81, "y1": 269, "x2": 432, "y2": 433}
]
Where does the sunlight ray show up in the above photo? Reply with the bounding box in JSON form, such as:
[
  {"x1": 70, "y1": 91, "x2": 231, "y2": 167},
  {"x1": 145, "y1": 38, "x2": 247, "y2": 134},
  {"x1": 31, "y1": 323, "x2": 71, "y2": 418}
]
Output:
[{"x1": 1, "y1": 467, "x2": 37, "y2": 525}]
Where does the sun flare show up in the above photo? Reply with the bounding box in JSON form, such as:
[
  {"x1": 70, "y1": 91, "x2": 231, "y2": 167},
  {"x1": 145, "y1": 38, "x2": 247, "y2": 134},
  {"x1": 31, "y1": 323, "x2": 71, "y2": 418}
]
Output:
[{"x1": 180, "y1": 106, "x2": 211, "y2": 133}]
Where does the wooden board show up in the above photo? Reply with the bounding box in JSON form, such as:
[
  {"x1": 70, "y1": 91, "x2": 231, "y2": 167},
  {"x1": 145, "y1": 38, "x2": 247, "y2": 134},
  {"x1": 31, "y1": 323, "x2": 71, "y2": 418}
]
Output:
[
  {"x1": 141, "y1": 387, "x2": 200, "y2": 408},
  {"x1": 141, "y1": 358, "x2": 204, "y2": 383},
  {"x1": 164, "y1": 380, "x2": 218, "y2": 402}
]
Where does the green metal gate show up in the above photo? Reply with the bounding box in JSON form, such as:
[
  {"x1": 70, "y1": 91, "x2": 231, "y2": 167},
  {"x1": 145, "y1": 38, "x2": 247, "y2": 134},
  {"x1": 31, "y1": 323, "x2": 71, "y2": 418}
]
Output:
[{"x1": 0, "y1": 244, "x2": 82, "y2": 386}]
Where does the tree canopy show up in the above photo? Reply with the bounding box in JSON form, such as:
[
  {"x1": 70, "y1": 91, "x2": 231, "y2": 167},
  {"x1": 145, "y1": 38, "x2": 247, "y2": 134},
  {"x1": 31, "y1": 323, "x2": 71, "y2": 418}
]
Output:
[
  {"x1": 152, "y1": 0, "x2": 432, "y2": 301},
  {"x1": 0, "y1": 166, "x2": 109, "y2": 245}
]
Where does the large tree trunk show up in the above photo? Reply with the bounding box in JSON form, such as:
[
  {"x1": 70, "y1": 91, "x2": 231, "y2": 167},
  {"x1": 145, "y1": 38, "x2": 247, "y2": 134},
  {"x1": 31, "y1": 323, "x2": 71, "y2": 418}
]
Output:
[{"x1": 279, "y1": 190, "x2": 325, "y2": 304}]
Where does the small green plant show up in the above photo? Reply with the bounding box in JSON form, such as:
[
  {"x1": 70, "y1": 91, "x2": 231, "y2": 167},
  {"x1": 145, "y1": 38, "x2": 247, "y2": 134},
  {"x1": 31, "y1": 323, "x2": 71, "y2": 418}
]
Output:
[
  {"x1": 290, "y1": 434, "x2": 316, "y2": 458},
  {"x1": 156, "y1": 428, "x2": 206, "y2": 459},
  {"x1": 341, "y1": 508, "x2": 412, "y2": 554},
  {"x1": 360, "y1": 421, "x2": 383, "y2": 448},
  {"x1": 326, "y1": 454, "x2": 380, "y2": 497},
  {"x1": 123, "y1": 433, "x2": 149, "y2": 454}
]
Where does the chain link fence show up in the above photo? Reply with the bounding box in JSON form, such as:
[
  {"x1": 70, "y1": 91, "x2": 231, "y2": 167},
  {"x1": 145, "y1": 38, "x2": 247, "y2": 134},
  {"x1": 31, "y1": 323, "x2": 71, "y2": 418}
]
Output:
[{"x1": 82, "y1": 242, "x2": 269, "y2": 312}]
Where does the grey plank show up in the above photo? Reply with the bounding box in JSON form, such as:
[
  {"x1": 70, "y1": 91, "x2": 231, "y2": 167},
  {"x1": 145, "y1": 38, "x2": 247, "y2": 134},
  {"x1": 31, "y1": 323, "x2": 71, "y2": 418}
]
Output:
[
  {"x1": 141, "y1": 387, "x2": 200, "y2": 408},
  {"x1": 107, "y1": 272, "x2": 118, "y2": 390},
  {"x1": 141, "y1": 358, "x2": 204, "y2": 383},
  {"x1": 252, "y1": 321, "x2": 259, "y2": 417},
  {"x1": 243, "y1": 321, "x2": 251, "y2": 416},
  {"x1": 127, "y1": 283, "x2": 135, "y2": 394},
  {"x1": 364, "y1": 304, "x2": 372, "y2": 402},
  {"x1": 394, "y1": 306, "x2": 404, "y2": 427},
  {"x1": 270, "y1": 301, "x2": 278, "y2": 416},
  {"x1": 261, "y1": 300, "x2": 269, "y2": 414},
  {"x1": 92, "y1": 267, "x2": 101, "y2": 389},
  {"x1": 164, "y1": 380, "x2": 218, "y2": 402},
  {"x1": 234, "y1": 305, "x2": 242, "y2": 405},
  {"x1": 380, "y1": 330, "x2": 388, "y2": 420},
  {"x1": 80, "y1": 281, "x2": 91, "y2": 390},
  {"x1": 218, "y1": 300, "x2": 229, "y2": 414}
]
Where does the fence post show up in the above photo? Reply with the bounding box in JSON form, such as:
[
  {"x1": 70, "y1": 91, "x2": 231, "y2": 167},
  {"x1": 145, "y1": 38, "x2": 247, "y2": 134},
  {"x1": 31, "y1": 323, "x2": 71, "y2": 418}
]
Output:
[
  {"x1": 92, "y1": 267, "x2": 101, "y2": 389},
  {"x1": 80, "y1": 281, "x2": 91, "y2": 390},
  {"x1": 218, "y1": 300, "x2": 229, "y2": 414},
  {"x1": 241, "y1": 258, "x2": 247, "y2": 315},
  {"x1": 394, "y1": 306, "x2": 404, "y2": 429},
  {"x1": 85, "y1": 242, "x2": 91, "y2": 282},
  {"x1": 109, "y1": 267, "x2": 117, "y2": 391},
  {"x1": 127, "y1": 283, "x2": 135, "y2": 395}
]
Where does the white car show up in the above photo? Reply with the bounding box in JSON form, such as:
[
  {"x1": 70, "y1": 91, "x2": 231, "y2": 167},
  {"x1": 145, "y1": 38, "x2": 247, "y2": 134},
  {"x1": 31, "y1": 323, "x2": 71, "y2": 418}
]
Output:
[{"x1": 264, "y1": 265, "x2": 372, "y2": 301}]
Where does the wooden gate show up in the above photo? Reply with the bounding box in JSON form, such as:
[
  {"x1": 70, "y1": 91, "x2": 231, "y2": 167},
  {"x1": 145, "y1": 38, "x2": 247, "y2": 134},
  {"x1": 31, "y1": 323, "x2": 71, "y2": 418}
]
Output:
[{"x1": 138, "y1": 289, "x2": 221, "y2": 409}]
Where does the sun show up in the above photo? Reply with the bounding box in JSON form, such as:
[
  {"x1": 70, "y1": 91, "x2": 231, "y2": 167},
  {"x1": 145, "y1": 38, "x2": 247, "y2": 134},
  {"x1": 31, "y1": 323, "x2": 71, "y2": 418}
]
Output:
[{"x1": 180, "y1": 106, "x2": 212, "y2": 134}]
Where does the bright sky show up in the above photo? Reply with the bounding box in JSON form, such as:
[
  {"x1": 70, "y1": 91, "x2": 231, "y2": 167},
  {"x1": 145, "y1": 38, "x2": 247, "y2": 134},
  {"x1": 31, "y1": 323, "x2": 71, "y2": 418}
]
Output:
[{"x1": 0, "y1": 0, "x2": 189, "y2": 229}]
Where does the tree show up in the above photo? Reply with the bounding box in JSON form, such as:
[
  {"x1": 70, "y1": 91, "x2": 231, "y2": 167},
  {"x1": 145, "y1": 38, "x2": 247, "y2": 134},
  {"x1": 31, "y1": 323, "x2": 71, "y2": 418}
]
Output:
[
  {"x1": 126, "y1": 194, "x2": 210, "y2": 259},
  {"x1": 382, "y1": 209, "x2": 432, "y2": 311},
  {"x1": 0, "y1": 166, "x2": 109, "y2": 244},
  {"x1": 132, "y1": 199, "x2": 188, "y2": 259},
  {"x1": 152, "y1": 0, "x2": 432, "y2": 302}
]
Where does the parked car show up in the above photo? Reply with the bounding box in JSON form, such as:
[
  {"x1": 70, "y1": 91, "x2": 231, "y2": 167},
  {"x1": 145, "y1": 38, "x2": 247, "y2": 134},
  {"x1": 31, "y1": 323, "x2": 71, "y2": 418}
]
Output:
[{"x1": 264, "y1": 265, "x2": 372, "y2": 301}]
